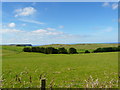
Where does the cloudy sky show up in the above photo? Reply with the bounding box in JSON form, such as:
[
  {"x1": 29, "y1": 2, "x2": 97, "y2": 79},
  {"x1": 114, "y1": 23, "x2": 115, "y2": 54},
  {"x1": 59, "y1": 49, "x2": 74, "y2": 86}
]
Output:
[{"x1": 2, "y1": 2, "x2": 118, "y2": 45}]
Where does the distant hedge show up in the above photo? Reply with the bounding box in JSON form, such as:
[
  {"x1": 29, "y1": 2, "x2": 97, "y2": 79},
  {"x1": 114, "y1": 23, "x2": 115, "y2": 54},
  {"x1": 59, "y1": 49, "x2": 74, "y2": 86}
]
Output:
[
  {"x1": 69, "y1": 48, "x2": 78, "y2": 54},
  {"x1": 44, "y1": 47, "x2": 58, "y2": 54},
  {"x1": 23, "y1": 47, "x2": 32, "y2": 52},
  {"x1": 23, "y1": 47, "x2": 78, "y2": 54},
  {"x1": 58, "y1": 47, "x2": 68, "y2": 54},
  {"x1": 85, "y1": 50, "x2": 90, "y2": 53},
  {"x1": 23, "y1": 46, "x2": 120, "y2": 54},
  {"x1": 93, "y1": 47, "x2": 120, "y2": 53}
]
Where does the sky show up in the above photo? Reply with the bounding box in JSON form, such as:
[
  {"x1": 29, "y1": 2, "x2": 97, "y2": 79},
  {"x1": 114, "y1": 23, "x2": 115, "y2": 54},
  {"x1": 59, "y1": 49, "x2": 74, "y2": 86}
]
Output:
[{"x1": 1, "y1": 2, "x2": 118, "y2": 45}]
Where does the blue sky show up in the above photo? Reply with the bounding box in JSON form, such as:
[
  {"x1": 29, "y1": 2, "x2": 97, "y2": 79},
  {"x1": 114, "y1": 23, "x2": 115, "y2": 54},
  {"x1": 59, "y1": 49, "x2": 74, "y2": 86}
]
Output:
[{"x1": 2, "y1": 2, "x2": 118, "y2": 45}]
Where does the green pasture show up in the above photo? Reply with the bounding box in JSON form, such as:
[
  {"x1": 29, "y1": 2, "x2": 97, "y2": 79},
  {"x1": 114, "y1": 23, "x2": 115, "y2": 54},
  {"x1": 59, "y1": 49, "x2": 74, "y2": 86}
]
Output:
[
  {"x1": 2, "y1": 43, "x2": 118, "y2": 53},
  {"x1": 1, "y1": 44, "x2": 119, "y2": 88}
]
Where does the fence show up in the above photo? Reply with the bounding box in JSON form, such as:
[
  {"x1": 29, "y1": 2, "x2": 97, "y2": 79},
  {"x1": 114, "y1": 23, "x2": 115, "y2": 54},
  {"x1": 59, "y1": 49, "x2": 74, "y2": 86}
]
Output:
[{"x1": 41, "y1": 78, "x2": 46, "y2": 90}]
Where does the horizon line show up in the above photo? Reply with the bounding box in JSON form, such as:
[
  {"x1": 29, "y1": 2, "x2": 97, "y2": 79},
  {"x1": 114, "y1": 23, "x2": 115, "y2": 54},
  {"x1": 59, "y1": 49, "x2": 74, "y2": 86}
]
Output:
[{"x1": 1, "y1": 42, "x2": 120, "y2": 46}]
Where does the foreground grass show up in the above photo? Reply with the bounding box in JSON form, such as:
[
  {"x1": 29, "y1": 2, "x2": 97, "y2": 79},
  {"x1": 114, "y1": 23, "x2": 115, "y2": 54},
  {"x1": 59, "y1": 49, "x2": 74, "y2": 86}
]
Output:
[{"x1": 2, "y1": 49, "x2": 118, "y2": 88}]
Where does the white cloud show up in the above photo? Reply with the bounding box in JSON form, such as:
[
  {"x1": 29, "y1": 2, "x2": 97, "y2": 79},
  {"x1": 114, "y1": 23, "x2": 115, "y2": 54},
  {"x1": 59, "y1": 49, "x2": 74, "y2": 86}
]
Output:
[
  {"x1": 15, "y1": 7, "x2": 36, "y2": 17},
  {"x1": 2, "y1": 27, "x2": 92, "y2": 45},
  {"x1": 32, "y1": 29, "x2": 47, "y2": 33},
  {"x1": 59, "y1": 25, "x2": 64, "y2": 29},
  {"x1": 2, "y1": 27, "x2": 63, "y2": 36},
  {"x1": 102, "y1": 2, "x2": 118, "y2": 10},
  {"x1": 46, "y1": 32, "x2": 63, "y2": 35},
  {"x1": 8, "y1": 23, "x2": 16, "y2": 28},
  {"x1": 1, "y1": 29, "x2": 23, "y2": 33},
  {"x1": 112, "y1": 3, "x2": 118, "y2": 10},
  {"x1": 102, "y1": 2, "x2": 110, "y2": 7},
  {"x1": 19, "y1": 19, "x2": 45, "y2": 25},
  {"x1": 46, "y1": 28, "x2": 56, "y2": 31},
  {"x1": 22, "y1": 23, "x2": 26, "y2": 26},
  {"x1": 94, "y1": 27, "x2": 114, "y2": 34},
  {"x1": 31, "y1": 28, "x2": 63, "y2": 35}
]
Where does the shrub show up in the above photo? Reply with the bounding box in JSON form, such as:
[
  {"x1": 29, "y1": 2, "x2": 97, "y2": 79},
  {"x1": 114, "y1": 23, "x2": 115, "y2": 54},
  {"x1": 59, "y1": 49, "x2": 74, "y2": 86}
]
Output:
[
  {"x1": 44, "y1": 47, "x2": 53, "y2": 54},
  {"x1": 69, "y1": 48, "x2": 77, "y2": 54},
  {"x1": 31, "y1": 47, "x2": 37, "y2": 52},
  {"x1": 93, "y1": 47, "x2": 120, "y2": 53},
  {"x1": 93, "y1": 48, "x2": 102, "y2": 53},
  {"x1": 39, "y1": 47, "x2": 45, "y2": 53},
  {"x1": 58, "y1": 47, "x2": 68, "y2": 54},
  {"x1": 52, "y1": 48, "x2": 59, "y2": 54},
  {"x1": 85, "y1": 50, "x2": 90, "y2": 53},
  {"x1": 118, "y1": 46, "x2": 120, "y2": 51},
  {"x1": 23, "y1": 47, "x2": 31, "y2": 52},
  {"x1": 44, "y1": 47, "x2": 58, "y2": 54}
]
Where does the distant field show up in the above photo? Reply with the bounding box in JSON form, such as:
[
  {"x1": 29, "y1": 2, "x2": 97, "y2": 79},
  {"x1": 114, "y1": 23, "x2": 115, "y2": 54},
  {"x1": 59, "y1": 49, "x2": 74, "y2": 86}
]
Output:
[
  {"x1": 2, "y1": 43, "x2": 119, "y2": 53},
  {"x1": 41, "y1": 43, "x2": 118, "y2": 49},
  {"x1": 2, "y1": 44, "x2": 118, "y2": 88}
]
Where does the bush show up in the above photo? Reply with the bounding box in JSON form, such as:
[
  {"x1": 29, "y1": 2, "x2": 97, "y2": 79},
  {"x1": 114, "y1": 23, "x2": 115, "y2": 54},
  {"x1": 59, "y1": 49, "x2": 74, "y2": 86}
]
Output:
[
  {"x1": 39, "y1": 47, "x2": 45, "y2": 53},
  {"x1": 93, "y1": 47, "x2": 120, "y2": 53},
  {"x1": 44, "y1": 47, "x2": 53, "y2": 54},
  {"x1": 69, "y1": 48, "x2": 77, "y2": 54},
  {"x1": 23, "y1": 47, "x2": 80, "y2": 54},
  {"x1": 44, "y1": 47, "x2": 58, "y2": 54},
  {"x1": 58, "y1": 47, "x2": 68, "y2": 54},
  {"x1": 93, "y1": 48, "x2": 102, "y2": 53},
  {"x1": 52, "y1": 48, "x2": 59, "y2": 54},
  {"x1": 31, "y1": 47, "x2": 38, "y2": 52},
  {"x1": 85, "y1": 50, "x2": 90, "y2": 53},
  {"x1": 118, "y1": 46, "x2": 120, "y2": 51},
  {"x1": 23, "y1": 47, "x2": 31, "y2": 52}
]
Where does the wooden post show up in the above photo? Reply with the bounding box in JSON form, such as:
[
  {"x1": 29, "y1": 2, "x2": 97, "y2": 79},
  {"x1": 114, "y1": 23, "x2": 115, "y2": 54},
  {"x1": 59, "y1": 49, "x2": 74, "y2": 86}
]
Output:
[{"x1": 41, "y1": 78, "x2": 46, "y2": 90}]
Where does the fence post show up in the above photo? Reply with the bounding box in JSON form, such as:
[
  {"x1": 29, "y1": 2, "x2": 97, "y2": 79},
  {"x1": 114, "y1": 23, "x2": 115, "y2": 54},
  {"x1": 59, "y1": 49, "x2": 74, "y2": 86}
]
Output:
[{"x1": 41, "y1": 78, "x2": 46, "y2": 90}]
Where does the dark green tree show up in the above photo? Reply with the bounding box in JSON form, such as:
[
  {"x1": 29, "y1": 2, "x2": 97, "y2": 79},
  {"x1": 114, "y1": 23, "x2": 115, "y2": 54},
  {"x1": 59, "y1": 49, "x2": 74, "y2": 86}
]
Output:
[
  {"x1": 69, "y1": 48, "x2": 77, "y2": 54},
  {"x1": 39, "y1": 47, "x2": 45, "y2": 53},
  {"x1": 93, "y1": 48, "x2": 102, "y2": 53},
  {"x1": 31, "y1": 47, "x2": 38, "y2": 52},
  {"x1": 93, "y1": 47, "x2": 120, "y2": 53},
  {"x1": 58, "y1": 47, "x2": 68, "y2": 54},
  {"x1": 23, "y1": 47, "x2": 31, "y2": 52},
  {"x1": 85, "y1": 50, "x2": 90, "y2": 53},
  {"x1": 44, "y1": 47, "x2": 58, "y2": 54}
]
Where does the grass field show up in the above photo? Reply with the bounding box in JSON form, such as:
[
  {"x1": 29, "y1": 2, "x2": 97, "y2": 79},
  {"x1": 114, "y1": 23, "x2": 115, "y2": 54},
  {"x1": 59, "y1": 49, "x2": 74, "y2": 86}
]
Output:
[
  {"x1": 2, "y1": 44, "x2": 118, "y2": 88},
  {"x1": 2, "y1": 43, "x2": 119, "y2": 53}
]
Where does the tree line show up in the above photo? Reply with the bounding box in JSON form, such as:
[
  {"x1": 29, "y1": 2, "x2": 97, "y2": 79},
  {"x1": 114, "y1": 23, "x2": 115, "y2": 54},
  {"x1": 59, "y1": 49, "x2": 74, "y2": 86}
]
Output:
[
  {"x1": 23, "y1": 47, "x2": 78, "y2": 54},
  {"x1": 93, "y1": 46, "x2": 120, "y2": 53},
  {"x1": 23, "y1": 46, "x2": 120, "y2": 54}
]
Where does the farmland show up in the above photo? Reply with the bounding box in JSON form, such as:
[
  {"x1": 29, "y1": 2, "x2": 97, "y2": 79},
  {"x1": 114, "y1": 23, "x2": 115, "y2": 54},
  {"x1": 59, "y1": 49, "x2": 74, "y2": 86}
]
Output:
[{"x1": 1, "y1": 44, "x2": 118, "y2": 88}]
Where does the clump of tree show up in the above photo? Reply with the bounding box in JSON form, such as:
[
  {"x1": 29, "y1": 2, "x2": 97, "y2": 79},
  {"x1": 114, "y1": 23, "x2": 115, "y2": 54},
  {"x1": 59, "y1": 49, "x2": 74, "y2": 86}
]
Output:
[
  {"x1": 58, "y1": 47, "x2": 68, "y2": 54},
  {"x1": 44, "y1": 47, "x2": 58, "y2": 54},
  {"x1": 23, "y1": 47, "x2": 71, "y2": 54},
  {"x1": 23, "y1": 46, "x2": 120, "y2": 54},
  {"x1": 69, "y1": 48, "x2": 77, "y2": 54},
  {"x1": 85, "y1": 50, "x2": 90, "y2": 53},
  {"x1": 93, "y1": 47, "x2": 120, "y2": 53},
  {"x1": 23, "y1": 47, "x2": 31, "y2": 52},
  {"x1": 31, "y1": 47, "x2": 39, "y2": 52},
  {"x1": 39, "y1": 47, "x2": 46, "y2": 53}
]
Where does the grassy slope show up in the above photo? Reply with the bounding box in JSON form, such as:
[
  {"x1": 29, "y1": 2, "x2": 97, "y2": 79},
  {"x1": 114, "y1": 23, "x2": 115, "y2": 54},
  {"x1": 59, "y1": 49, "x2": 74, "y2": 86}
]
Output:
[
  {"x1": 41, "y1": 43, "x2": 118, "y2": 52},
  {"x1": 2, "y1": 45, "x2": 24, "y2": 52},
  {"x1": 2, "y1": 44, "x2": 118, "y2": 88},
  {"x1": 41, "y1": 43, "x2": 118, "y2": 49},
  {"x1": 2, "y1": 43, "x2": 118, "y2": 53}
]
